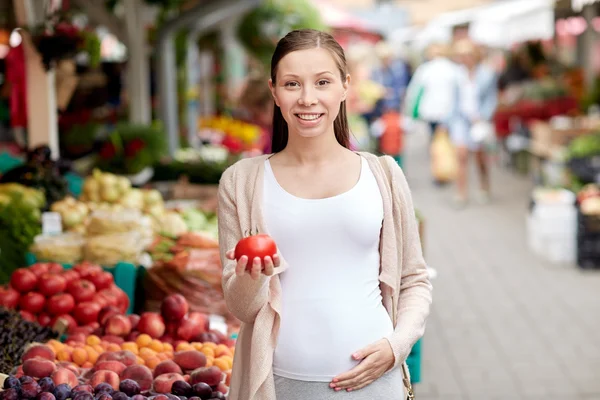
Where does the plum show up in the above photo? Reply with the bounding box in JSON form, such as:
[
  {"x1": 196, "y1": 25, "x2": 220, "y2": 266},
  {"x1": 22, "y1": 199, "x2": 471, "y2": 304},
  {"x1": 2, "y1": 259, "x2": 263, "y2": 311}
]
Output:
[
  {"x1": 3, "y1": 376, "x2": 21, "y2": 390},
  {"x1": 36, "y1": 393, "x2": 56, "y2": 400},
  {"x1": 209, "y1": 393, "x2": 225, "y2": 400},
  {"x1": 38, "y1": 377, "x2": 55, "y2": 393},
  {"x1": 95, "y1": 383, "x2": 115, "y2": 395},
  {"x1": 52, "y1": 384, "x2": 72, "y2": 400},
  {"x1": 73, "y1": 385, "x2": 94, "y2": 394},
  {"x1": 170, "y1": 381, "x2": 191, "y2": 397},
  {"x1": 191, "y1": 383, "x2": 212, "y2": 400},
  {"x1": 111, "y1": 392, "x2": 129, "y2": 400},
  {"x1": 21, "y1": 380, "x2": 42, "y2": 399},
  {"x1": 118, "y1": 380, "x2": 140, "y2": 397},
  {"x1": 95, "y1": 394, "x2": 113, "y2": 400},
  {"x1": 73, "y1": 393, "x2": 94, "y2": 400},
  {"x1": 130, "y1": 396, "x2": 146, "y2": 400},
  {"x1": 19, "y1": 376, "x2": 35, "y2": 385},
  {"x1": 0, "y1": 388, "x2": 19, "y2": 400}
]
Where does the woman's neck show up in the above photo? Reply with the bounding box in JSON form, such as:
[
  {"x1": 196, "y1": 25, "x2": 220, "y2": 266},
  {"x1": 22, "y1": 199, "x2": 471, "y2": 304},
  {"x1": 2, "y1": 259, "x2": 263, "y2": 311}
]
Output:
[{"x1": 280, "y1": 129, "x2": 347, "y2": 165}]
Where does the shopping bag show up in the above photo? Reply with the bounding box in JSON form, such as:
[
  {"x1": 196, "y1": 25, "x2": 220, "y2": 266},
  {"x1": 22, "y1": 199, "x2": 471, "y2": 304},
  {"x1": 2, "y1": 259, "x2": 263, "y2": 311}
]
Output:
[
  {"x1": 430, "y1": 127, "x2": 458, "y2": 183},
  {"x1": 470, "y1": 121, "x2": 494, "y2": 144}
]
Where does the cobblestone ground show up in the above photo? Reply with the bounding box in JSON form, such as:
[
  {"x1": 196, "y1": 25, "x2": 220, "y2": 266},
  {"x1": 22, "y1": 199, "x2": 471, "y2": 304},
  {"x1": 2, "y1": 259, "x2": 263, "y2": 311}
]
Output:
[{"x1": 404, "y1": 130, "x2": 600, "y2": 400}]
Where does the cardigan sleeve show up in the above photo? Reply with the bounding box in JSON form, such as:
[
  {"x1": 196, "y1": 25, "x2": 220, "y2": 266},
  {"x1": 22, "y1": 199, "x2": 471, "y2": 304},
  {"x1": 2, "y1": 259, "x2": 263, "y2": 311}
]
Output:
[
  {"x1": 217, "y1": 165, "x2": 271, "y2": 324},
  {"x1": 384, "y1": 157, "x2": 433, "y2": 367}
]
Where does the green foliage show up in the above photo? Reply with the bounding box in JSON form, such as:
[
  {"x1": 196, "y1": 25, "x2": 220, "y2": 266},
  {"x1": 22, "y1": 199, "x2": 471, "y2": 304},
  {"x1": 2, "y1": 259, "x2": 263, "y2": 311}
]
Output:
[
  {"x1": 96, "y1": 122, "x2": 168, "y2": 175},
  {"x1": 0, "y1": 189, "x2": 44, "y2": 284},
  {"x1": 237, "y1": 0, "x2": 327, "y2": 67}
]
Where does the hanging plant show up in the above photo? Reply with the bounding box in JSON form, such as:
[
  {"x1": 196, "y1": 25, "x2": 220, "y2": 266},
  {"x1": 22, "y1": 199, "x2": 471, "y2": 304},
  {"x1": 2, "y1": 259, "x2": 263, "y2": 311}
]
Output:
[
  {"x1": 26, "y1": 11, "x2": 84, "y2": 71},
  {"x1": 237, "y1": 0, "x2": 327, "y2": 67}
]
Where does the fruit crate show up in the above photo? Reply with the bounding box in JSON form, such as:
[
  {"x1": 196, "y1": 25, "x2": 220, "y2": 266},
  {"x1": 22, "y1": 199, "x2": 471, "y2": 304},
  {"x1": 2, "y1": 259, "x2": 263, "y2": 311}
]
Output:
[
  {"x1": 577, "y1": 210, "x2": 600, "y2": 269},
  {"x1": 407, "y1": 339, "x2": 422, "y2": 384},
  {"x1": 25, "y1": 253, "x2": 146, "y2": 315}
]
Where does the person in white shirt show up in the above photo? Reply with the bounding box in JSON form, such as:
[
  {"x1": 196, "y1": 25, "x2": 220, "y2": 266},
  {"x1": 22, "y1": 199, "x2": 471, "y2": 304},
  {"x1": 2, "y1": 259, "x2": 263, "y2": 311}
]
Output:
[{"x1": 404, "y1": 43, "x2": 459, "y2": 138}]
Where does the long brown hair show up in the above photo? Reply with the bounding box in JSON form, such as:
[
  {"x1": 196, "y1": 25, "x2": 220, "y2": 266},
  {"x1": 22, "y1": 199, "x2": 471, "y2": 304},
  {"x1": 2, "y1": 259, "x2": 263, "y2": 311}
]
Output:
[{"x1": 270, "y1": 29, "x2": 350, "y2": 153}]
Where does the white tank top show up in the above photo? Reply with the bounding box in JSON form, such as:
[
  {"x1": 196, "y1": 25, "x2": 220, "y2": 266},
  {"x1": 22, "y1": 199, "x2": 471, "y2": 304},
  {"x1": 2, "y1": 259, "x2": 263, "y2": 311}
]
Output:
[{"x1": 263, "y1": 157, "x2": 394, "y2": 382}]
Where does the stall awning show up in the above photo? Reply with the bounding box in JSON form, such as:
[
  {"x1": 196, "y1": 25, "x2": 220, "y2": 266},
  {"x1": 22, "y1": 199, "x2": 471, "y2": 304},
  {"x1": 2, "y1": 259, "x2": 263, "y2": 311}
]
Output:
[{"x1": 469, "y1": 0, "x2": 555, "y2": 48}]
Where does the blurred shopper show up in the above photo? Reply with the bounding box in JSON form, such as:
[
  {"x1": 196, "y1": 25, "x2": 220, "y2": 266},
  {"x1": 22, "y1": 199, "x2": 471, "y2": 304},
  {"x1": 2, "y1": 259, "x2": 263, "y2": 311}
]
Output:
[
  {"x1": 238, "y1": 74, "x2": 274, "y2": 154},
  {"x1": 448, "y1": 39, "x2": 498, "y2": 207},
  {"x1": 404, "y1": 43, "x2": 458, "y2": 138},
  {"x1": 370, "y1": 42, "x2": 410, "y2": 165}
]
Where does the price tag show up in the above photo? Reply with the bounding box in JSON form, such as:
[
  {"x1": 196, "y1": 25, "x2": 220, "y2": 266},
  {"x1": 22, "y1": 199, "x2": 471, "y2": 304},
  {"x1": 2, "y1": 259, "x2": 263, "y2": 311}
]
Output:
[{"x1": 42, "y1": 212, "x2": 62, "y2": 236}]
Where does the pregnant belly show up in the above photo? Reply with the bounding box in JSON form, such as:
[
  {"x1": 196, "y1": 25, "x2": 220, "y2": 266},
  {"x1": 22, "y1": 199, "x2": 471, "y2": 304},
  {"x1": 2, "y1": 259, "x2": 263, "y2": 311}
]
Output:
[{"x1": 273, "y1": 300, "x2": 394, "y2": 382}]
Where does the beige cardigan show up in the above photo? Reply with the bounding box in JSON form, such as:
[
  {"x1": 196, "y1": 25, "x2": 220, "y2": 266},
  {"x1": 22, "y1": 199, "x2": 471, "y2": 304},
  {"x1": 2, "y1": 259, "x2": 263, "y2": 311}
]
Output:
[{"x1": 217, "y1": 152, "x2": 432, "y2": 400}]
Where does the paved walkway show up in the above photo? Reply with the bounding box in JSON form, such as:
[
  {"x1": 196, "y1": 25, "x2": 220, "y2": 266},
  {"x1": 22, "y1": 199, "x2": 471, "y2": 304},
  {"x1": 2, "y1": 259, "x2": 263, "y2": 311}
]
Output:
[{"x1": 404, "y1": 129, "x2": 600, "y2": 400}]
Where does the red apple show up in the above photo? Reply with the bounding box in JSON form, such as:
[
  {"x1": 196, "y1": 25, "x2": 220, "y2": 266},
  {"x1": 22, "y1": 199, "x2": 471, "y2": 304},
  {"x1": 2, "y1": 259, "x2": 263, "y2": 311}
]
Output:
[
  {"x1": 48, "y1": 263, "x2": 64, "y2": 274},
  {"x1": 161, "y1": 294, "x2": 189, "y2": 322},
  {"x1": 28, "y1": 263, "x2": 50, "y2": 277},
  {"x1": 137, "y1": 312, "x2": 165, "y2": 339}
]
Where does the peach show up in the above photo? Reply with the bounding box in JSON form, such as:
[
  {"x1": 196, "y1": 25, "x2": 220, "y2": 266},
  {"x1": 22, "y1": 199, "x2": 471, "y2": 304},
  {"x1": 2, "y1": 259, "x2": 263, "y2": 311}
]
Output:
[
  {"x1": 128, "y1": 314, "x2": 140, "y2": 330},
  {"x1": 22, "y1": 357, "x2": 57, "y2": 378},
  {"x1": 22, "y1": 344, "x2": 55, "y2": 362},
  {"x1": 137, "y1": 312, "x2": 165, "y2": 339},
  {"x1": 189, "y1": 366, "x2": 223, "y2": 387},
  {"x1": 56, "y1": 361, "x2": 80, "y2": 376},
  {"x1": 120, "y1": 365, "x2": 153, "y2": 391},
  {"x1": 90, "y1": 370, "x2": 120, "y2": 390},
  {"x1": 153, "y1": 360, "x2": 182, "y2": 378},
  {"x1": 98, "y1": 350, "x2": 137, "y2": 367},
  {"x1": 152, "y1": 373, "x2": 185, "y2": 394},
  {"x1": 105, "y1": 315, "x2": 132, "y2": 337},
  {"x1": 51, "y1": 367, "x2": 79, "y2": 387},
  {"x1": 173, "y1": 351, "x2": 206, "y2": 372},
  {"x1": 94, "y1": 360, "x2": 127, "y2": 375},
  {"x1": 102, "y1": 335, "x2": 125, "y2": 345},
  {"x1": 160, "y1": 294, "x2": 189, "y2": 322}
]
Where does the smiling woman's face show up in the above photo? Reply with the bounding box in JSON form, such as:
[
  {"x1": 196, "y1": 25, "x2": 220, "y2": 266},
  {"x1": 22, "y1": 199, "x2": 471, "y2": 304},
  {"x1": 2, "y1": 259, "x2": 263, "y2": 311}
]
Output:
[{"x1": 269, "y1": 47, "x2": 349, "y2": 141}]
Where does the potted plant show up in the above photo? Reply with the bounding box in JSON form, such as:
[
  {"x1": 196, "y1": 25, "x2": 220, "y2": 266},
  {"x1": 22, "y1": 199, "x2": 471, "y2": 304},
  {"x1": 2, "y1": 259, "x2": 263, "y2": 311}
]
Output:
[{"x1": 96, "y1": 122, "x2": 168, "y2": 185}]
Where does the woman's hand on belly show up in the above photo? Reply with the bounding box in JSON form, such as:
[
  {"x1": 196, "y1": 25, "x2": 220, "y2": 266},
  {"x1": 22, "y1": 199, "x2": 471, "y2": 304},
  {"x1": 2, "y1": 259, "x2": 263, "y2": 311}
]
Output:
[{"x1": 330, "y1": 338, "x2": 394, "y2": 392}]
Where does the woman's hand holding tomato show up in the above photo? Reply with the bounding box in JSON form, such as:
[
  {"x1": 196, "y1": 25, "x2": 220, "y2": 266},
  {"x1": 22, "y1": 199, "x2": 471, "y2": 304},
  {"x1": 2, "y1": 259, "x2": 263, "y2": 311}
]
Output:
[{"x1": 227, "y1": 234, "x2": 280, "y2": 280}]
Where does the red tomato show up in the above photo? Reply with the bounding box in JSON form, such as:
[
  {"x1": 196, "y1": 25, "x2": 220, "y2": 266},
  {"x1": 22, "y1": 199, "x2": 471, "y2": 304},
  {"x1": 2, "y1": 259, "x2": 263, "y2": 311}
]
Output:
[
  {"x1": 10, "y1": 269, "x2": 38, "y2": 293},
  {"x1": 234, "y1": 234, "x2": 278, "y2": 269},
  {"x1": 86, "y1": 271, "x2": 114, "y2": 291},
  {"x1": 20, "y1": 310, "x2": 36, "y2": 322},
  {"x1": 61, "y1": 270, "x2": 80, "y2": 284},
  {"x1": 19, "y1": 292, "x2": 46, "y2": 313},
  {"x1": 47, "y1": 263, "x2": 64, "y2": 274},
  {"x1": 73, "y1": 302, "x2": 101, "y2": 325},
  {"x1": 51, "y1": 314, "x2": 78, "y2": 332},
  {"x1": 0, "y1": 286, "x2": 20, "y2": 308},
  {"x1": 46, "y1": 293, "x2": 75, "y2": 316},
  {"x1": 73, "y1": 262, "x2": 103, "y2": 279},
  {"x1": 28, "y1": 263, "x2": 50, "y2": 277},
  {"x1": 67, "y1": 280, "x2": 96, "y2": 302},
  {"x1": 38, "y1": 313, "x2": 52, "y2": 327},
  {"x1": 38, "y1": 273, "x2": 67, "y2": 297}
]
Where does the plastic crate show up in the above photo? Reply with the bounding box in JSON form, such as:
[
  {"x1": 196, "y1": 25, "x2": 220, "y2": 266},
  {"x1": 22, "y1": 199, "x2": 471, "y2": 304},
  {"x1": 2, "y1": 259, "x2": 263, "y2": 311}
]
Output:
[
  {"x1": 25, "y1": 253, "x2": 145, "y2": 315},
  {"x1": 577, "y1": 210, "x2": 600, "y2": 269}
]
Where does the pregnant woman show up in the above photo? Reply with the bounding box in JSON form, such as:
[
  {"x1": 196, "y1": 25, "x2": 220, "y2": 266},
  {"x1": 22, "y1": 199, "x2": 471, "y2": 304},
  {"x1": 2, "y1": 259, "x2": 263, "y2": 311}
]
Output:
[{"x1": 217, "y1": 29, "x2": 432, "y2": 400}]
